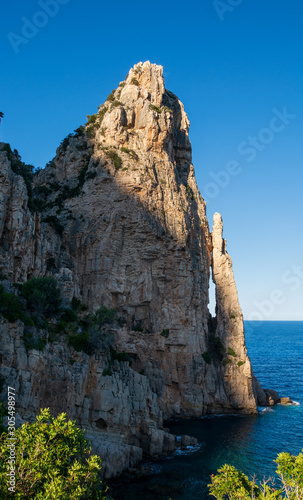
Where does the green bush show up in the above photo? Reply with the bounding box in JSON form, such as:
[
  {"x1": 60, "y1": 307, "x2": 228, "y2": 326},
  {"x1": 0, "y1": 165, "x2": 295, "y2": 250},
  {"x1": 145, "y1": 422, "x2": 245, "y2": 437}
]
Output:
[
  {"x1": 78, "y1": 164, "x2": 89, "y2": 185},
  {"x1": 60, "y1": 134, "x2": 73, "y2": 150},
  {"x1": 66, "y1": 306, "x2": 116, "y2": 355},
  {"x1": 208, "y1": 335, "x2": 225, "y2": 362},
  {"x1": 107, "y1": 93, "x2": 115, "y2": 102},
  {"x1": 74, "y1": 125, "x2": 85, "y2": 137},
  {"x1": 61, "y1": 308, "x2": 78, "y2": 323},
  {"x1": 20, "y1": 277, "x2": 62, "y2": 319},
  {"x1": 71, "y1": 296, "x2": 87, "y2": 312},
  {"x1": 0, "y1": 285, "x2": 23, "y2": 322},
  {"x1": 227, "y1": 347, "x2": 236, "y2": 357},
  {"x1": 150, "y1": 105, "x2": 162, "y2": 114},
  {"x1": 68, "y1": 331, "x2": 90, "y2": 354},
  {"x1": 86, "y1": 125, "x2": 98, "y2": 140},
  {"x1": 86, "y1": 114, "x2": 98, "y2": 125},
  {"x1": 237, "y1": 360, "x2": 245, "y2": 367},
  {"x1": 23, "y1": 330, "x2": 47, "y2": 351},
  {"x1": 0, "y1": 408, "x2": 110, "y2": 499},
  {"x1": 94, "y1": 307, "x2": 116, "y2": 325},
  {"x1": 98, "y1": 106, "x2": 108, "y2": 124},
  {"x1": 54, "y1": 320, "x2": 67, "y2": 333},
  {"x1": 161, "y1": 329, "x2": 170, "y2": 338},
  {"x1": 133, "y1": 325, "x2": 143, "y2": 332},
  {"x1": 202, "y1": 352, "x2": 212, "y2": 364},
  {"x1": 130, "y1": 77, "x2": 139, "y2": 86},
  {"x1": 110, "y1": 100, "x2": 123, "y2": 111},
  {"x1": 0, "y1": 285, "x2": 32, "y2": 324},
  {"x1": 110, "y1": 347, "x2": 132, "y2": 365},
  {"x1": 105, "y1": 150, "x2": 122, "y2": 170},
  {"x1": 208, "y1": 450, "x2": 303, "y2": 500},
  {"x1": 33, "y1": 185, "x2": 51, "y2": 197},
  {"x1": 230, "y1": 314, "x2": 236, "y2": 319},
  {"x1": 46, "y1": 257, "x2": 57, "y2": 271},
  {"x1": 164, "y1": 106, "x2": 173, "y2": 114},
  {"x1": 223, "y1": 358, "x2": 232, "y2": 367},
  {"x1": 42, "y1": 215, "x2": 64, "y2": 236},
  {"x1": 120, "y1": 147, "x2": 138, "y2": 160}
]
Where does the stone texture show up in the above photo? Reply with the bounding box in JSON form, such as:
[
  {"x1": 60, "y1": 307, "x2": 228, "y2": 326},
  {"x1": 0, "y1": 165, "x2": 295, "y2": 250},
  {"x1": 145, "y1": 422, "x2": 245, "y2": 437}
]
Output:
[
  {"x1": 280, "y1": 397, "x2": 292, "y2": 405},
  {"x1": 211, "y1": 213, "x2": 269, "y2": 412},
  {"x1": 0, "y1": 61, "x2": 278, "y2": 477},
  {"x1": 0, "y1": 317, "x2": 174, "y2": 477},
  {"x1": 180, "y1": 435, "x2": 198, "y2": 448}
]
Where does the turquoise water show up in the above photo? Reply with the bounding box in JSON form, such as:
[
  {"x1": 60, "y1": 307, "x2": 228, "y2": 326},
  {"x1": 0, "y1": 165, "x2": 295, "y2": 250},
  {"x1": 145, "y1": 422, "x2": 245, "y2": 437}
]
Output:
[{"x1": 110, "y1": 321, "x2": 303, "y2": 499}]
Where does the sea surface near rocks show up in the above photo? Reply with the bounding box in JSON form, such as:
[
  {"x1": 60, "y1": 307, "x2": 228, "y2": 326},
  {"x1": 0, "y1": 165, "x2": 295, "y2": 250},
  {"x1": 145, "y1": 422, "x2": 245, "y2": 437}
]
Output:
[{"x1": 110, "y1": 321, "x2": 303, "y2": 499}]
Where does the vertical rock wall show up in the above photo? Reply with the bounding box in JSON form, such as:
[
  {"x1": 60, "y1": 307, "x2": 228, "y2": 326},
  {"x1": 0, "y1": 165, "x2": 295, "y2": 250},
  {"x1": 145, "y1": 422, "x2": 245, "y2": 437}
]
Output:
[{"x1": 0, "y1": 61, "x2": 269, "y2": 476}]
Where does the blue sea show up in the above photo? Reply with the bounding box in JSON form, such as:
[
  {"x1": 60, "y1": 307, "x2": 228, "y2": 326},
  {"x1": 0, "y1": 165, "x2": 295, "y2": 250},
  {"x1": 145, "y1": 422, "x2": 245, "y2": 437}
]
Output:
[{"x1": 110, "y1": 321, "x2": 303, "y2": 500}]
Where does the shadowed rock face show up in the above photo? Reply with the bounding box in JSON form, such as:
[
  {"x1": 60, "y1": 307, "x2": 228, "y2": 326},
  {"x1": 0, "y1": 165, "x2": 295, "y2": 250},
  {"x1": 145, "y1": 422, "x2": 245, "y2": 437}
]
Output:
[{"x1": 0, "y1": 61, "x2": 269, "y2": 477}]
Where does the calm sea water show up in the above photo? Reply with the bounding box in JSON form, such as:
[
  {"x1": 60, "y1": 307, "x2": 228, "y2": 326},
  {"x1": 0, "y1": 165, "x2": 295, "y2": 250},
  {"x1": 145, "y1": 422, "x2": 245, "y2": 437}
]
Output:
[{"x1": 110, "y1": 321, "x2": 303, "y2": 500}]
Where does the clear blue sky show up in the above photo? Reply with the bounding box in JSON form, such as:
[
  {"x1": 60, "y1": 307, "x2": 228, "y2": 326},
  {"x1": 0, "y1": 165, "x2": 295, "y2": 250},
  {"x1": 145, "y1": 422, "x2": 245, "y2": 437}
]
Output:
[{"x1": 1, "y1": 0, "x2": 303, "y2": 320}]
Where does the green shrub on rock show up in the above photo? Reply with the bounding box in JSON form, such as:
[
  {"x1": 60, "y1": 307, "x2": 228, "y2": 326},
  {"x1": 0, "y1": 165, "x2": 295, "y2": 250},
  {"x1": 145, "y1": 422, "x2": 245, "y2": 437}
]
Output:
[
  {"x1": 202, "y1": 352, "x2": 212, "y2": 364},
  {"x1": 161, "y1": 329, "x2": 170, "y2": 338},
  {"x1": 130, "y1": 77, "x2": 139, "y2": 86},
  {"x1": 20, "y1": 277, "x2": 61, "y2": 320},
  {"x1": 61, "y1": 308, "x2": 78, "y2": 323},
  {"x1": 222, "y1": 358, "x2": 232, "y2": 367},
  {"x1": 42, "y1": 215, "x2": 64, "y2": 236},
  {"x1": 227, "y1": 347, "x2": 236, "y2": 357},
  {"x1": 0, "y1": 285, "x2": 32, "y2": 325},
  {"x1": 208, "y1": 335, "x2": 225, "y2": 361},
  {"x1": 105, "y1": 150, "x2": 122, "y2": 170},
  {"x1": 68, "y1": 331, "x2": 90, "y2": 354},
  {"x1": 150, "y1": 105, "x2": 162, "y2": 114},
  {"x1": 23, "y1": 330, "x2": 47, "y2": 351},
  {"x1": 0, "y1": 408, "x2": 110, "y2": 499}
]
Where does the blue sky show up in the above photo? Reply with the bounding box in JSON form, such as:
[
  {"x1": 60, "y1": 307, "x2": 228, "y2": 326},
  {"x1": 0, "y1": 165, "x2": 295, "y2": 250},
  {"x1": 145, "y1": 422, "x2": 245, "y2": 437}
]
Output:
[{"x1": 1, "y1": 0, "x2": 303, "y2": 320}]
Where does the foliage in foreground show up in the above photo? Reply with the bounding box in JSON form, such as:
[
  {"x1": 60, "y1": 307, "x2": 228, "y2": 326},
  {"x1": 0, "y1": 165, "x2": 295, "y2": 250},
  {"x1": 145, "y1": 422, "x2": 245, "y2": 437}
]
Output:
[
  {"x1": 0, "y1": 408, "x2": 111, "y2": 499},
  {"x1": 208, "y1": 450, "x2": 303, "y2": 500}
]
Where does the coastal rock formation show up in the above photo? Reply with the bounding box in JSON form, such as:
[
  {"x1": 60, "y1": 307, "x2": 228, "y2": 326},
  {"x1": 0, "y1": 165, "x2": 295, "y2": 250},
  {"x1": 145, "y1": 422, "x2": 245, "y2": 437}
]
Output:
[
  {"x1": 211, "y1": 213, "x2": 258, "y2": 412},
  {"x1": 0, "y1": 61, "x2": 272, "y2": 477}
]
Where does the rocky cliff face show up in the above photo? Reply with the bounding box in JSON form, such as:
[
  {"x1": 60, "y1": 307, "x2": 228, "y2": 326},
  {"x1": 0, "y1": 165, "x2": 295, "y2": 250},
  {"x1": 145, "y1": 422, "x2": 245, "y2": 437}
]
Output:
[{"x1": 0, "y1": 61, "x2": 269, "y2": 477}]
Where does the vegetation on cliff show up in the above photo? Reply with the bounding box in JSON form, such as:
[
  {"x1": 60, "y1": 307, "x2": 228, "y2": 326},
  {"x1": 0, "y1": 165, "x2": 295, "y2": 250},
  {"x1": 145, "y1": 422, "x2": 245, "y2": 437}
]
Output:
[
  {"x1": 0, "y1": 408, "x2": 110, "y2": 499},
  {"x1": 0, "y1": 275, "x2": 130, "y2": 363}
]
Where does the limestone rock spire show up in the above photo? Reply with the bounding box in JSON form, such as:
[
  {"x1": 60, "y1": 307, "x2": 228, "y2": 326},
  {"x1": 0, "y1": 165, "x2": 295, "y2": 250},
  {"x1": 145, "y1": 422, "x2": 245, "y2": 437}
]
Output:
[
  {"x1": 211, "y1": 212, "x2": 257, "y2": 412},
  {"x1": 212, "y1": 212, "x2": 243, "y2": 325}
]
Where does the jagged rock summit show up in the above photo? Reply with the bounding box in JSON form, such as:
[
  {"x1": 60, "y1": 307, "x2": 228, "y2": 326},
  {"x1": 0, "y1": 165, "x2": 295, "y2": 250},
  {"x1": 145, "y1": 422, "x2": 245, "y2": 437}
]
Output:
[{"x1": 0, "y1": 61, "x2": 274, "y2": 478}]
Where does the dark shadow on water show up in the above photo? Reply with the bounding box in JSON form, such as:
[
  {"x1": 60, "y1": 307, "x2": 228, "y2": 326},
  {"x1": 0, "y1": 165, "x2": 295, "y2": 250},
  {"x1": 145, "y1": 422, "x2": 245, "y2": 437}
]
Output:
[{"x1": 109, "y1": 415, "x2": 259, "y2": 500}]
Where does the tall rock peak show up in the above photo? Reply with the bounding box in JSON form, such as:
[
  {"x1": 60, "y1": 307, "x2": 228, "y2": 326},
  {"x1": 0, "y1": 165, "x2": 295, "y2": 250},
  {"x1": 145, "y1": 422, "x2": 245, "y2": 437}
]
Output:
[
  {"x1": 211, "y1": 212, "x2": 257, "y2": 412},
  {"x1": 0, "y1": 62, "x2": 270, "y2": 477}
]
